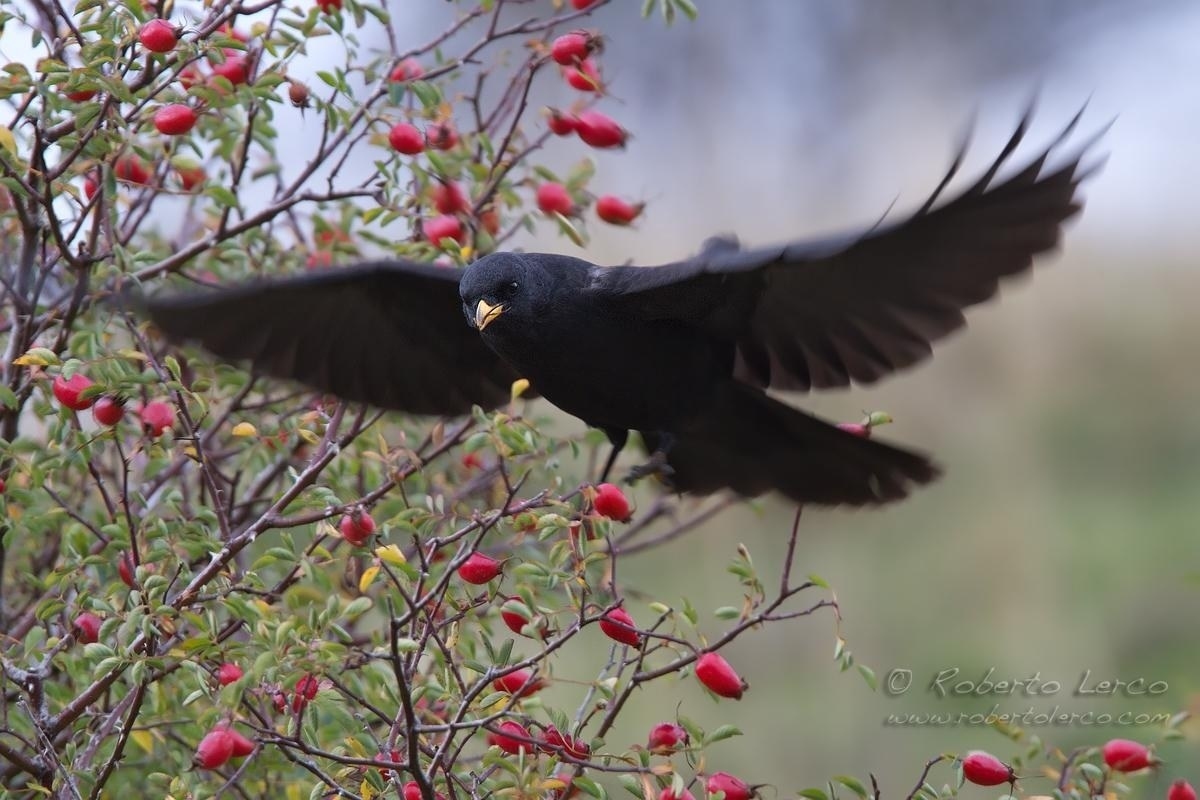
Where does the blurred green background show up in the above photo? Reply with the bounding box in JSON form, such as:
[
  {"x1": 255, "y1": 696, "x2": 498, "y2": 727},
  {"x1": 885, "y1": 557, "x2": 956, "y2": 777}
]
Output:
[{"x1": 465, "y1": 0, "x2": 1200, "y2": 791}]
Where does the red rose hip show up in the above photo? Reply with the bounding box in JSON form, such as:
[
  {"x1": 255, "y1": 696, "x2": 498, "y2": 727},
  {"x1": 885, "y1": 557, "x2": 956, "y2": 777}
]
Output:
[
  {"x1": 695, "y1": 652, "x2": 747, "y2": 699},
  {"x1": 500, "y1": 596, "x2": 547, "y2": 639},
  {"x1": 194, "y1": 728, "x2": 235, "y2": 769},
  {"x1": 661, "y1": 790, "x2": 695, "y2": 800},
  {"x1": 574, "y1": 110, "x2": 627, "y2": 149},
  {"x1": 53, "y1": 373, "x2": 95, "y2": 411},
  {"x1": 74, "y1": 612, "x2": 102, "y2": 644},
  {"x1": 1169, "y1": 781, "x2": 1197, "y2": 800},
  {"x1": 154, "y1": 104, "x2": 197, "y2": 136},
  {"x1": 489, "y1": 720, "x2": 533, "y2": 755},
  {"x1": 92, "y1": 396, "x2": 125, "y2": 426},
  {"x1": 339, "y1": 509, "x2": 376, "y2": 545},
  {"x1": 595, "y1": 195, "x2": 643, "y2": 226},
  {"x1": 705, "y1": 772, "x2": 752, "y2": 800},
  {"x1": 216, "y1": 662, "x2": 244, "y2": 685},
  {"x1": 492, "y1": 668, "x2": 545, "y2": 697},
  {"x1": 1102, "y1": 738, "x2": 1155, "y2": 772},
  {"x1": 961, "y1": 751, "x2": 1014, "y2": 786},
  {"x1": 562, "y1": 58, "x2": 601, "y2": 92},
  {"x1": 388, "y1": 122, "x2": 425, "y2": 155},
  {"x1": 458, "y1": 552, "x2": 503, "y2": 584},
  {"x1": 593, "y1": 483, "x2": 631, "y2": 521},
  {"x1": 537, "y1": 182, "x2": 574, "y2": 216},
  {"x1": 431, "y1": 181, "x2": 469, "y2": 215},
  {"x1": 117, "y1": 551, "x2": 135, "y2": 587},
  {"x1": 211, "y1": 56, "x2": 250, "y2": 86},
  {"x1": 599, "y1": 606, "x2": 641, "y2": 647},
  {"x1": 388, "y1": 58, "x2": 424, "y2": 83},
  {"x1": 425, "y1": 122, "x2": 459, "y2": 150},
  {"x1": 292, "y1": 674, "x2": 320, "y2": 712},
  {"x1": 139, "y1": 19, "x2": 180, "y2": 53},
  {"x1": 422, "y1": 215, "x2": 465, "y2": 245},
  {"x1": 545, "y1": 108, "x2": 576, "y2": 136},
  {"x1": 115, "y1": 156, "x2": 152, "y2": 185},
  {"x1": 139, "y1": 400, "x2": 174, "y2": 436},
  {"x1": 551, "y1": 31, "x2": 600, "y2": 65},
  {"x1": 647, "y1": 722, "x2": 688, "y2": 754}
]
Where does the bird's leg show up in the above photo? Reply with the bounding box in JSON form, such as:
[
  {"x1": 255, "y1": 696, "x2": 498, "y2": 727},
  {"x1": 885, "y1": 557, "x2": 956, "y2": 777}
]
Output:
[
  {"x1": 598, "y1": 428, "x2": 629, "y2": 484},
  {"x1": 625, "y1": 432, "x2": 676, "y2": 486}
]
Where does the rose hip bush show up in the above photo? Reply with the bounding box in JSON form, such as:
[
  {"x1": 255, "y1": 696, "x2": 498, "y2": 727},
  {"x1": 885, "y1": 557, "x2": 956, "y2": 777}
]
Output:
[{"x1": 0, "y1": 0, "x2": 1190, "y2": 798}]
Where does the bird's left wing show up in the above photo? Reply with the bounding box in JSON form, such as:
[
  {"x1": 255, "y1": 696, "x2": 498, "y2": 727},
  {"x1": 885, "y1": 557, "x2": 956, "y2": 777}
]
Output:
[
  {"x1": 590, "y1": 111, "x2": 1105, "y2": 391},
  {"x1": 135, "y1": 260, "x2": 524, "y2": 414}
]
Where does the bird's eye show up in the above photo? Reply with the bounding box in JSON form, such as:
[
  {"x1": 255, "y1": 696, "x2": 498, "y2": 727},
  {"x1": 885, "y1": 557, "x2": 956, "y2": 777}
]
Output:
[
  {"x1": 508, "y1": 281, "x2": 519, "y2": 293},
  {"x1": 499, "y1": 280, "x2": 519, "y2": 298}
]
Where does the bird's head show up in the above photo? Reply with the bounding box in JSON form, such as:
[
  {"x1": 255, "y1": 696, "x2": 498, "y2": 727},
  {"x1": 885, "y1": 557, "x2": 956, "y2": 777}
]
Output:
[{"x1": 459, "y1": 252, "x2": 548, "y2": 334}]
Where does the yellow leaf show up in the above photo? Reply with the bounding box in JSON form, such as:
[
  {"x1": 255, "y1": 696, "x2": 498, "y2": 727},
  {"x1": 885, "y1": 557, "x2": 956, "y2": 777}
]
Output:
[
  {"x1": 360, "y1": 781, "x2": 376, "y2": 800},
  {"x1": 346, "y1": 737, "x2": 367, "y2": 757},
  {"x1": 373, "y1": 544, "x2": 407, "y2": 566},
  {"x1": 358, "y1": 565, "x2": 380, "y2": 593},
  {"x1": 510, "y1": 378, "x2": 530, "y2": 401},
  {"x1": 232, "y1": 422, "x2": 257, "y2": 437},
  {"x1": 130, "y1": 729, "x2": 154, "y2": 753},
  {"x1": 297, "y1": 428, "x2": 320, "y2": 445},
  {"x1": 0, "y1": 125, "x2": 16, "y2": 158},
  {"x1": 116, "y1": 349, "x2": 149, "y2": 361},
  {"x1": 14, "y1": 347, "x2": 59, "y2": 367}
]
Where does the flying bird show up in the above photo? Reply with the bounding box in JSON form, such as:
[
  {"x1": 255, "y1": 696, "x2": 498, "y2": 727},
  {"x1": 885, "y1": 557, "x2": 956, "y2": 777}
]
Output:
[{"x1": 136, "y1": 111, "x2": 1102, "y2": 507}]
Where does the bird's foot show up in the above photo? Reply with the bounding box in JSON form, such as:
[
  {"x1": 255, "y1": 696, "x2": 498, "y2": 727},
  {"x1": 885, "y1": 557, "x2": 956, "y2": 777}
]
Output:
[{"x1": 624, "y1": 450, "x2": 675, "y2": 486}]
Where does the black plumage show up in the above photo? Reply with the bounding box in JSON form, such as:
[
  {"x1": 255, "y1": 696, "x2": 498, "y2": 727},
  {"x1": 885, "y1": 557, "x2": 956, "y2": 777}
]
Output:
[{"x1": 138, "y1": 112, "x2": 1102, "y2": 507}]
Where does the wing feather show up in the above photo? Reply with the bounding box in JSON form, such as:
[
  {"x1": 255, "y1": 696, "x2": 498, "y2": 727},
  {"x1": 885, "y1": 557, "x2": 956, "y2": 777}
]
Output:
[
  {"x1": 136, "y1": 260, "x2": 522, "y2": 414},
  {"x1": 591, "y1": 111, "x2": 1105, "y2": 391}
]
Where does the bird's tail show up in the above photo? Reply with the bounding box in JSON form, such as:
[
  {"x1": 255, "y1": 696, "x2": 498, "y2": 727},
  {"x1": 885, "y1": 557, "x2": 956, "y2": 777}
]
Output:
[{"x1": 644, "y1": 383, "x2": 940, "y2": 507}]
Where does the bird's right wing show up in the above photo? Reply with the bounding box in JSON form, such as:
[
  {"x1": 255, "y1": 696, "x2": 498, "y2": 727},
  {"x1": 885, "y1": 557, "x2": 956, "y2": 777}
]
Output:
[
  {"x1": 591, "y1": 110, "x2": 1105, "y2": 392},
  {"x1": 132, "y1": 260, "x2": 524, "y2": 415}
]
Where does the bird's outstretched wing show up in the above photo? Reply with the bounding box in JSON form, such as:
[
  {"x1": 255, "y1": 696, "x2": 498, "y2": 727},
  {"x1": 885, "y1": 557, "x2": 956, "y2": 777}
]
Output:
[
  {"x1": 591, "y1": 110, "x2": 1106, "y2": 391},
  {"x1": 134, "y1": 260, "x2": 523, "y2": 414}
]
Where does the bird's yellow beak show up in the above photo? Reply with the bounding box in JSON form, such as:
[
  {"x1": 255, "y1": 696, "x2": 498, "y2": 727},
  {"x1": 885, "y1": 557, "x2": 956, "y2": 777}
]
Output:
[{"x1": 474, "y1": 299, "x2": 504, "y2": 331}]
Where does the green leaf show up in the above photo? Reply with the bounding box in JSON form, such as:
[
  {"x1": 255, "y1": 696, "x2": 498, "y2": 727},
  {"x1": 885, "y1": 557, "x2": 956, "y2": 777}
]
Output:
[
  {"x1": 553, "y1": 212, "x2": 585, "y2": 247},
  {"x1": 409, "y1": 80, "x2": 441, "y2": 108},
  {"x1": 573, "y1": 776, "x2": 605, "y2": 799},
  {"x1": 833, "y1": 776, "x2": 868, "y2": 799},
  {"x1": 713, "y1": 606, "x2": 740, "y2": 620},
  {"x1": 673, "y1": 0, "x2": 699, "y2": 20},
  {"x1": 618, "y1": 775, "x2": 642, "y2": 798},
  {"x1": 798, "y1": 790, "x2": 829, "y2": 800},
  {"x1": 342, "y1": 596, "x2": 372, "y2": 618},
  {"x1": 856, "y1": 664, "x2": 878, "y2": 691},
  {"x1": 703, "y1": 724, "x2": 742, "y2": 745},
  {"x1": 206, "y1": 185, "x2": 239, "y2": 209}
]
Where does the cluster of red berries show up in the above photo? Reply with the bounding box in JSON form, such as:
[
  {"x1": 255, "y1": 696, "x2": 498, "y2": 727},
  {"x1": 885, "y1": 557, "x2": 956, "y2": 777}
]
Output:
[
  {"x1": 194, "y1": 723, "x2": 255, "y2": 769},
  {"x1": 485, "y1": 720, "x2": 590, "y2": 759},
  {"x1": 538, "y1": 25, "x2": 644, "y2": 228},
  {"x1": 51, "y1": 372, "x2": 174, "y2": 435},
  {"x1": 76, "y1": 18, "x2": 255, "y2": 198},
  {"x1": 961, "y1": 740, "x2": 1190, "y2": 797}
]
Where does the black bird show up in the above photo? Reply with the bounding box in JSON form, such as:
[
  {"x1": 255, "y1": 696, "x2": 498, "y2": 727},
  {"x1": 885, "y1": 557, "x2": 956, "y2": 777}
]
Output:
[{"x1": 137, "y1": 112, "x2": 1101, "y2": 507}]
